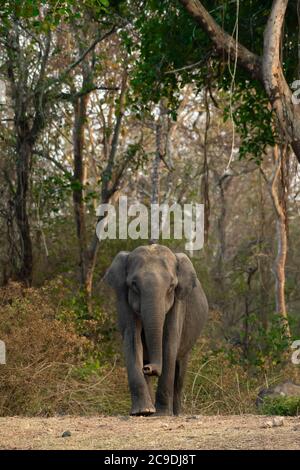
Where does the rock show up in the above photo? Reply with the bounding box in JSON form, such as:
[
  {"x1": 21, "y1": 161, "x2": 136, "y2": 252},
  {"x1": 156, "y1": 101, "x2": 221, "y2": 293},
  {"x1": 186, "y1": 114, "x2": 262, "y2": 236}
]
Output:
[
  {"x1": 61, "y1": 430, "x2": 72, "y2": 438},
  {"x1": 186, "y1": 415, "x2": 202, "y2": 421},
  {"x1": 256, "y1": 381, "x2": 300, "y2": 407},
  {"x1": 262, "y1": 417, "x2": 285, "y2": 428}
]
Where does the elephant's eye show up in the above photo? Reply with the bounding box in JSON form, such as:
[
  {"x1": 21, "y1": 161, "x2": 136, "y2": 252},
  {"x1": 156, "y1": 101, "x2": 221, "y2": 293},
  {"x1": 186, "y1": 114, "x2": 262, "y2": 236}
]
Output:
[{"x1": 131, "y1": 281, "x2": 139, "y2": 294}]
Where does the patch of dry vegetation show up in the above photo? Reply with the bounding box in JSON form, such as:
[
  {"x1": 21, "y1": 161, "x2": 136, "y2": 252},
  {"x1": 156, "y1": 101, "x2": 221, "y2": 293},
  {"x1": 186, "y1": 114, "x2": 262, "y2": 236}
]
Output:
[{"x1": 0, "y1": 282, "x2": 130, "y2": 416}]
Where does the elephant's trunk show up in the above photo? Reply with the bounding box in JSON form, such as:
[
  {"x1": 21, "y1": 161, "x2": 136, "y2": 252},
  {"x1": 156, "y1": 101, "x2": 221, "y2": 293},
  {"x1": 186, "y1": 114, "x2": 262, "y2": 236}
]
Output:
[{"x1": 141, "y1": 295, "x2": 164, "y2": 377}]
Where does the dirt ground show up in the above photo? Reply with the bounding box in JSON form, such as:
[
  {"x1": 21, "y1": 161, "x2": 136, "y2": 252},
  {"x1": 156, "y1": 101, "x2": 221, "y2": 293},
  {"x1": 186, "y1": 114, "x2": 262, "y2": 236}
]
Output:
[{"x1": 0, "y1": 415, "x2": 299, "y2": 450}]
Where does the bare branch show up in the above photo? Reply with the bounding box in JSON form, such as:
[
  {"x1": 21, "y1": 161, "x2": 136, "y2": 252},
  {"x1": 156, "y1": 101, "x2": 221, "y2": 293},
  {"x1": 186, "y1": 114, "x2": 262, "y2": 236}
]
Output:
[
  {"x1": 58, "y1": 85, "x2": 119, "y2": 101},
  {"x1": 49, "y1": 25, "x2": 117, "y2": 89},
  {"x1": 35, "y1": 151, "x2": 72, "y2": 178}
]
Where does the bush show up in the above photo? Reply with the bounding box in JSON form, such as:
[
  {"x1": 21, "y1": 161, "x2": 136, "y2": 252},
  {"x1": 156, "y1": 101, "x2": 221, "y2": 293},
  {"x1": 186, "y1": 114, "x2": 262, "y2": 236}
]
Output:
[
  {"x1": 0, "y1": 281, "x2": 130, "y2": 416},
  {"x1": 260, "y1": 396, "x2": 300, "y2": 416}
]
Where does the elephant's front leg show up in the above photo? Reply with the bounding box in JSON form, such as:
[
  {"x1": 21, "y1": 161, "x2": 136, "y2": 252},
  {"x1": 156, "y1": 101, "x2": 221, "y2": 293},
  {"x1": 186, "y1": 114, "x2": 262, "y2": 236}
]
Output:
[
  {"x1": 155, "y1": 346, "x2": 176, "y2": 415},
  {"x1": 155, "y1": 311, "x2": 180, "y2": 416},
  {"x1": 123, "y1": 319, "x2": 155, "y2": 416}
]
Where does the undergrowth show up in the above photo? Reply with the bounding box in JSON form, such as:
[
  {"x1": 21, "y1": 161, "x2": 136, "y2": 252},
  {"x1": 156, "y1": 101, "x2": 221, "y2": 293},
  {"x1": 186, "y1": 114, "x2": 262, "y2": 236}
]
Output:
[{"x1": 0, "y1": 280, "x2": 299, "y2": 416}]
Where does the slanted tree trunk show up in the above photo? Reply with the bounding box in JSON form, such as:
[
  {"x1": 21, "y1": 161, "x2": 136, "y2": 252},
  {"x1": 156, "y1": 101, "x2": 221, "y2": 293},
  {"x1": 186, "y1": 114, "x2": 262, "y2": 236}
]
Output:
[{"x1": 179, "y1": 0, "x2": 300, "y2": 164}]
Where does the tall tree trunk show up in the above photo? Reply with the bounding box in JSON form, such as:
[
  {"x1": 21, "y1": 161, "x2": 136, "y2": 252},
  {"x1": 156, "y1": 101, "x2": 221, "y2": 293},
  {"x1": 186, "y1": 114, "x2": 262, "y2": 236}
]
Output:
[
  {"x1": 258, "y1": 172, "x2": 269, "y2": 330},
  {"x1": 152, "y1": 123, "x2": 161, "y2": 208},
  {"x1": 271, "y1": 145, "x2": 290, "y2": 337},
  {"x1": 73, "y1": 70, "x2": 128, "y2": 313},
  {"x1": 14, "y1": 137, "x2": 33, "y2": 286},
  {"x1": 149, "y1": 121, "x2": 161, "y2": 244},
  {"x1": 243, "y1": 266, "x2": 258, "y2": 358},
  {"x1": 214, "y1": 171, "x2": 233, "y2": 326},
  {"x1": 201, "y1": 87, "x2": 210, "y2": 244},
  {"x1": 261, "y1": 144, "x2": 291, "y2": 339},
  {"x1": 72, "y1": 94, "x2": 89, "y2": 290}
]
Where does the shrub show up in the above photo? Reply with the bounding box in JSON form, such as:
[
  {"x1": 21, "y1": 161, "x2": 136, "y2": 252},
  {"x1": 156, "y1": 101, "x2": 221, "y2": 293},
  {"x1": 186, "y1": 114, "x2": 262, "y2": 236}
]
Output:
[
  {"x1": 0, "y1": 282, "x2": 129, "y2": 416},
  {"x1": 260, "y1": 396, "x2": 300, "y2": 416}
]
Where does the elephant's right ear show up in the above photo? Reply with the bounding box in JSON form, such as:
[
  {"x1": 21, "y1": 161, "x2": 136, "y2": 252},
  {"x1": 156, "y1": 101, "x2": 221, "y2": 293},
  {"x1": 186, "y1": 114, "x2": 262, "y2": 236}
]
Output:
[{"x1": 103, "y1": 251, "x2": 129, "y2": 292}]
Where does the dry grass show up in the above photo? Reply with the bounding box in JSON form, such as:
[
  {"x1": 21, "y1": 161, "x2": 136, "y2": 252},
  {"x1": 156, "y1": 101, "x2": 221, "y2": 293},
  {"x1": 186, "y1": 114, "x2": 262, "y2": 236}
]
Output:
[{"x1": 0, "y1": 282, "x2": 130, "y2": 416}]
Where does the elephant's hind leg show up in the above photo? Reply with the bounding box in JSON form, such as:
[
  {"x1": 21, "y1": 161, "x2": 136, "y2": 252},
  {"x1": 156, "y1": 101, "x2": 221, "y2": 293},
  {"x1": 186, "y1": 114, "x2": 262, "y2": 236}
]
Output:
[{"x1": 173, "y1": 355, "x2": 189, "y2": 415}]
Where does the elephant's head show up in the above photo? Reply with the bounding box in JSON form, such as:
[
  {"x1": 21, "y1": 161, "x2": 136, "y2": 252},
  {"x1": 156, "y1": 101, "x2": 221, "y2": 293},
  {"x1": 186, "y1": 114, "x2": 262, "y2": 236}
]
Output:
[{"x1": 104, "y1": 245, "x2": 197, "y2": 377}]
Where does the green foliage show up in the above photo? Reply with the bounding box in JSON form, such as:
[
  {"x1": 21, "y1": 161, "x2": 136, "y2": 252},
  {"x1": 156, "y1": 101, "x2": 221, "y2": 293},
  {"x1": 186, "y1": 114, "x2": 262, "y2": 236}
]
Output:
[
  {"x1": 223, "y1": 81, "x2": 276, "y2": 163},
  {"x1": 261, "y1": 396, "x2": 300, "y2": 416},
  {"x1": 224, "y1": 314, "x2": 291, "y2": 369},
  {"x1": 130, "y1": 0, "x2": 211, "y2": 113},
  {"x1": 131, "y1": 0, "x2": 299, "y2": 160},
  {"x1": 0, "y1": 0, "x2": 112, "y2": 30},
  {"x1": 32, "y1": 170, "x2": 73, "y2": 220}
]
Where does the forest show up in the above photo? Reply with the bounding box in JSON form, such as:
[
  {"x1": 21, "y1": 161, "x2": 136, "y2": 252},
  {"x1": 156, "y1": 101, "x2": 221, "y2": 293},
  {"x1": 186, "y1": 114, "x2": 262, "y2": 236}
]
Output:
[{"x1": 0, "y1": 0, "x2": 300, "y2": 425}]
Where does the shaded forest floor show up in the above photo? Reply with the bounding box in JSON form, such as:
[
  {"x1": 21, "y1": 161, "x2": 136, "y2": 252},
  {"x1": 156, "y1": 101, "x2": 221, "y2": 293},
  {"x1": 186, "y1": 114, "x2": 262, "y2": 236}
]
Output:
[{"x1": 0, "y1": 415, "x2": 299, "y2": 450}]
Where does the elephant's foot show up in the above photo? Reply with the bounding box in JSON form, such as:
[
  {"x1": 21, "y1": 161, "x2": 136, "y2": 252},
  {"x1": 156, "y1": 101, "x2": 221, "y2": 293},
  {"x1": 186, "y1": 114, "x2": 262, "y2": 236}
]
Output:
[
  {"x1": 154, "y1": 405, "x2": 173, "y2": 416},
  {"x1": 153, "y1": 410, "x2": 173, "y2": 416},
  {"x1": 130, "y1": 404, "x2": 156, "y2": 416}
]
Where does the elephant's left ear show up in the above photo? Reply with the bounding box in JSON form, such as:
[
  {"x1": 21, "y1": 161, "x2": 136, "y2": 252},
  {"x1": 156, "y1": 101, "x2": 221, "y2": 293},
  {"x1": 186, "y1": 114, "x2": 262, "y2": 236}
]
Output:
[
  {"x1": 103, "y1": 251, "x2": 129, "y2": 292},
  {"x1": 175, "y1": 253, "x2": 197, "y2": 300}
]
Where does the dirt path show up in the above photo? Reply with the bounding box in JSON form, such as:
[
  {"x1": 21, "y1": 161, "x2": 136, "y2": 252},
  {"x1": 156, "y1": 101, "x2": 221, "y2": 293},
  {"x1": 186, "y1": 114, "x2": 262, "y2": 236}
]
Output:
[{"x1": 0, "y1": 415, "x2": 299, "y2": 450}]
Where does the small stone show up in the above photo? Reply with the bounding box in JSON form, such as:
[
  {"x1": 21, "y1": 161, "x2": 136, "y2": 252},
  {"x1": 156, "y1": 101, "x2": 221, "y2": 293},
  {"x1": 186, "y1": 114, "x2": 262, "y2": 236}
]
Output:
[
  {"x1": 61, "y1": 430, "x2": 72, "y2": 438},
  {"x1": 272, "y1": 417, "x2": 285, "y2": 427},
  {"x1": 262, "y1": 417, "x2": 284, "y2": 428}
]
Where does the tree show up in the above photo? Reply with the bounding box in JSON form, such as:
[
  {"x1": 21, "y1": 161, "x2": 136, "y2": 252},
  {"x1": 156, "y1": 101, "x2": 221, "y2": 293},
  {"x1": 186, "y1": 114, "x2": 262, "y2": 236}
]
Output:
[
  {"x1": 260, "y1": 143, "x2": 291, "y2": 338},
  {"x1": 0, "y1": 1, "x2": 114, "y2": 285},
  {"x1": 178, "y1": 0, "x2": 300, "y2": 163}
]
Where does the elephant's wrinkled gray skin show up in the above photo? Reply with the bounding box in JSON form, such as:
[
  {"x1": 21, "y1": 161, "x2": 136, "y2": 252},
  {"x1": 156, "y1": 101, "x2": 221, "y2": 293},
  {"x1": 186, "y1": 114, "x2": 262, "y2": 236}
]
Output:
[{"x1": 104, "y1": 244, "x2": 208, "y2": 416}]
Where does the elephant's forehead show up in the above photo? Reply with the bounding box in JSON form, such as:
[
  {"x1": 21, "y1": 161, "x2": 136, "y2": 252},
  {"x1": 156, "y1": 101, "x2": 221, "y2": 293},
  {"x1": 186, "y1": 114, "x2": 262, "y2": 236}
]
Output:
[{"x1": 128, "y1": 245, "x2": 176, "y2": 270}]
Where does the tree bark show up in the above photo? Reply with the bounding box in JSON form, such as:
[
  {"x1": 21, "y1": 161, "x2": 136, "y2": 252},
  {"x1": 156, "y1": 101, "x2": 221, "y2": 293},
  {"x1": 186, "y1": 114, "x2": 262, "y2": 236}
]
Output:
[
  {"x1": 72, "y1": 94, "x2": 89, "y2": 289},
  {"x1": 270, "y1": 145, "x2": 290, "y2": 336},
  {"x1": 14, "y1": 137, "x2": 34, "y2": 286},
  {"x1": 201, "y1": 87, "x2": 210, "y2": 244},
  {"x1": 260, "y1": 144, "x2": 291, "y2": 338},
  {"x1": 262, "y1": 0, "x2": 300, "y2": 164}
]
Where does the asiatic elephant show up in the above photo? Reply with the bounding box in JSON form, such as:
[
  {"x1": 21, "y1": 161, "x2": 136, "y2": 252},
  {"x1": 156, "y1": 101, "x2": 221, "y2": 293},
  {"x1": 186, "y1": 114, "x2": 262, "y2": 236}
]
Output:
[{"x1": 104, "y1": 244, "x2": 208, "y2": 416}]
